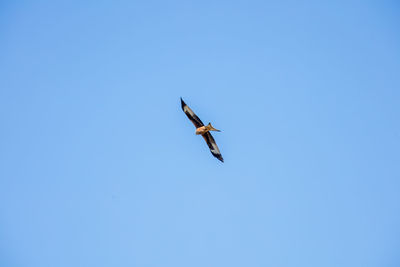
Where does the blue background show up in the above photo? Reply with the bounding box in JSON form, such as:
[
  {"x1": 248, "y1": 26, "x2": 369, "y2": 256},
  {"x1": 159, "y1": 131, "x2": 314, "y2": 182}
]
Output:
[{"x1": 1, "y1": 1, "x2": 400, "y2": 266}]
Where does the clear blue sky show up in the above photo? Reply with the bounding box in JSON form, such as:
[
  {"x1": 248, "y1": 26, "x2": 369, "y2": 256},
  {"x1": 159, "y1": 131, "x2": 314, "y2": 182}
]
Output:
[{"x1": 1, "y1": 1, "x2": 400, "y2": 267}]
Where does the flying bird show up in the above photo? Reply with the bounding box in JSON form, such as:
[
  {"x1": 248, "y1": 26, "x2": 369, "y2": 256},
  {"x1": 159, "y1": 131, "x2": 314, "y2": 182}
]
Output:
[{"x1": 181, "y1": 97, "x2": 224, "y2": 162}]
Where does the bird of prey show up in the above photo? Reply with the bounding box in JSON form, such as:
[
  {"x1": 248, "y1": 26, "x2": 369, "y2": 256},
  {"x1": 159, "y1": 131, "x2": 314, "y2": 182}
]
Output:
[{"x1": 181, "y1": 97, "x2": 224, "y2": 162}]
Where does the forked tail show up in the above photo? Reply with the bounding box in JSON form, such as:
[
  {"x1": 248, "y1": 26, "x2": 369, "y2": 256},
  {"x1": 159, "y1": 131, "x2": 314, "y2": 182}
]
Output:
[{"x1": 207, "y1": 123, "x2": 221, "y2": 132}]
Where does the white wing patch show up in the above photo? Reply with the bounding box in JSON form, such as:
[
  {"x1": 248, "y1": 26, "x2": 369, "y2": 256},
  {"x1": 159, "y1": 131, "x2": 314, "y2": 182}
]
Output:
[
  {"x1": 211, "y1": 143, "x2": 219, "y2": 153},
  {"x1": 183, "y1": 105, "x2": 194, "y2": 116}
]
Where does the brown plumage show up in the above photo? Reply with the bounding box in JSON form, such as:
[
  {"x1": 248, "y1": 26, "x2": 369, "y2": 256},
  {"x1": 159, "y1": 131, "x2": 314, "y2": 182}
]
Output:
[{"x1": 181, "y1": 98, "x2": 224, "y2": 162}]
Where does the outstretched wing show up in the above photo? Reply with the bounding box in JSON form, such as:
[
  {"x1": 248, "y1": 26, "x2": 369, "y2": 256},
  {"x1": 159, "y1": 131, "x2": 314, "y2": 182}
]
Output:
[
  {"x1": 202, "y1": 132, "x2": 224, "y2": 162},
  {"x1": 181, "y1": 98, "x2": 204, "y2": 128}
]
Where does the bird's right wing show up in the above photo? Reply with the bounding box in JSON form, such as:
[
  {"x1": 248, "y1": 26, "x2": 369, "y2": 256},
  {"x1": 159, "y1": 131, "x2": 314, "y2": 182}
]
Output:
[
  {"x1": 202, "y1": 132, "x2": 224, "y2": 162},
  {"x1": 181, "y1": 98, "x2": 204, "y2": 128}
]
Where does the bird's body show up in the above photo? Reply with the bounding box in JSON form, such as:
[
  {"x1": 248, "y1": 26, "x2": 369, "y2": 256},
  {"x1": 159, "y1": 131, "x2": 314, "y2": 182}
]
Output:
[
  {"x1": 180, "y1": 98, "x2": 224, "y2": 162},
  {"x1": 195, "y1": 123, "x2": 220, "y2": 135}
]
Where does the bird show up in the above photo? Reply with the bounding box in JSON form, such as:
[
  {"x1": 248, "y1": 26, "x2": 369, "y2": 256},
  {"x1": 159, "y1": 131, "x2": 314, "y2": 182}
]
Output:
[{"x1": 180, "y1": 97, "x2": 224, "y2": 162}]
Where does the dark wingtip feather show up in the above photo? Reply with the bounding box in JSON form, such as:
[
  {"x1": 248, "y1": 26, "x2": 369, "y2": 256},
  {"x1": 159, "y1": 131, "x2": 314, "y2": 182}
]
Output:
[
  {"x1": 211, "y1": 151, "x2": 224, "y2": 162},
  {"x1": 180, "y1": 97, "x2": 185, "y2": 110}
]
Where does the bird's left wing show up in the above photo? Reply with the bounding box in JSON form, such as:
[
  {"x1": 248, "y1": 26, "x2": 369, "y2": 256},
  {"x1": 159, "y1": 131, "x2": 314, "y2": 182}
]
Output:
[
  {"x1": 181, "y1": 98, "x2": 204, "y2": 128},
  {"x1": 202, "y1": 132, "x2": 224, "y2": 162}
]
